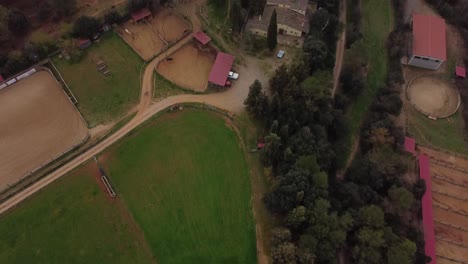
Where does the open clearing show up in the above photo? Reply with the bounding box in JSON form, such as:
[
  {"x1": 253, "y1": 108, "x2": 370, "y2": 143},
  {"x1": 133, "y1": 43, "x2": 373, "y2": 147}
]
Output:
[
  {"x1": 102, "y1": 110, "x2": 256, "y2": 263},
  {"x1": 0, "y1": 162, "x2": 154, "y2": 264},
  {"x1": 0, "y1": 110, "x2": 256, "y2": 263},
  {"x1": 118, "y1": 9, "x2": 190, "y2": 61},
  {"x1": 419, "y1": 146, "x2": 468, "y2": 263},
  {"x1": 53, "y1": 33, "x2": 143, "y2": 127},
  {"x1": 338, "y1": 0, "x2": 393, "y2": 167},
  {"x1": 156, "y1": 42, "x2": 216, "y2": 92},
  {"x1": 407, "y1": 75, "x2": 460, "y2": 118},
  {"x1": 0, "y1": 71, "x2": 88, "y2": 191}
]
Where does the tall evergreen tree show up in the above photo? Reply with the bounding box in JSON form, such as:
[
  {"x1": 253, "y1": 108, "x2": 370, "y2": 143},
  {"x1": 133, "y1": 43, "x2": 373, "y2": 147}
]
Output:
[{"x1": 267, "y1": 8, "x2": 277, "y2": 50}]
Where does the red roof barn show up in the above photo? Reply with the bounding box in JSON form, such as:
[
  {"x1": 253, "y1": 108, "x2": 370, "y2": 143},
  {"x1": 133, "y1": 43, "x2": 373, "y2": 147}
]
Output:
[
  {"x1": 208, "y1": 52, "x2": 235, "y2": 87},
  {"x1": 419, "y1": 155, "x2": 436, "y2": 264},
  {"x1": 131, "y1": 8, "x2": 152, "y2": 23},
  {"x1": 193, "y1": 32, "x2": 212, "y2": 45},
  {"x1": 408, "y1": 14, "x2": 446, "y2": 70}
]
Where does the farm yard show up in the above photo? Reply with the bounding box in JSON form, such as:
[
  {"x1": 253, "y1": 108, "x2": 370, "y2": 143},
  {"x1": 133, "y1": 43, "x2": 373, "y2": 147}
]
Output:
[
  {"x1": 419, "y1": 146, "x2": 468, "y2": 263},
  {"x1": 0, "y1": 163, "x2": 155, "y2": 264},
  {"x1": 53, "y1": 33, "x2": 143, "y2": 127},
  {"x1": 0, "y1": 109, "x2": 256, "y2": 264},
  {"x1": 156, "y1": 42, "x2": 216, "y2": 92},
  {"x1": 0, "y1": 71, "x2": 88, "y2": 192},
  {"x1": 118, "y1": 9, "x2": 191, "y2": 61}
]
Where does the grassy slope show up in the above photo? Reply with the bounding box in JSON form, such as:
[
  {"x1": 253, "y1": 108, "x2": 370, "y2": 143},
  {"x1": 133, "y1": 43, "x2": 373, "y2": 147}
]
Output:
[
  {"x1": 340, "y1": 0, "x2": 393, "y2": 166},
  {"x1": 53, "y1": 33, "x2": 143, "y2": 127},
  {"x1": 0, "y1": 165, "x2": 153, "y2": 264},
  {"x1": 103, "y1": 110, "x2": 257, "y2": 264},
  {"x1": 407, "y1": 106, "x2": 468, "y2": 154}
]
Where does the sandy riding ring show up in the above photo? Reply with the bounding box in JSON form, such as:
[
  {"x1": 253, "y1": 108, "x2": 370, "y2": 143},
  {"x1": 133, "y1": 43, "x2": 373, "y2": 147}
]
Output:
[{"x1": 406, "y1": 74, "x2": 461, "y2": 119}]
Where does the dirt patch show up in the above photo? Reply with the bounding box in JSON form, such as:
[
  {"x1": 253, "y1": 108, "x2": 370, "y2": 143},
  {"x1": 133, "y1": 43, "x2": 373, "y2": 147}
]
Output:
[
  {"x1": 150, "y1": 9, "x2": 191, "y2": 42},
  {"x1": 407, "y1": 75, "x2": 460, "y2": 118},
  {"x1": 156, "y1": 42, "x2": 216, "y2": 92},
  {"x1": 118, "y1": 20, "x2": 167, "y2": 61},
  {"x1": 118, "y1": 9, "x2": 190, "y2": 61},
  {"x1": 0, "y1": 71, "x2": 88, "y2": 191}
]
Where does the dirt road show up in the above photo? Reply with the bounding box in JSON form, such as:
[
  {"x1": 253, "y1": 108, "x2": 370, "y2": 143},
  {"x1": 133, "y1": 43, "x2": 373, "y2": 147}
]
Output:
[
  {"x1": 0, "y1": 38, "x2": 264, "y2": 214},
  {"x1": 332, "y1": 0, "x2": 347, "y2": 97}
]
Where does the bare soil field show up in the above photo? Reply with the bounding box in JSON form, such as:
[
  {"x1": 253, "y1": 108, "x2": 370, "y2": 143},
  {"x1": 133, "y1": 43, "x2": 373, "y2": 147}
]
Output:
[
  {"x1": 150, "y1": 9, "x2": 191, "y2": 42},
  {"x1": 419, "y1": 147, "x2": 468, "y2": 263},
  {"x1": 0, "y1": 71, "x2": 88, "y2": 191},
  {"x1": 156, "y1": 42, "x2": 216, "y2": 92},
  {"x1": 118, "y1": 21, "x2": 167, "y2": 61},
  {"x1": 407, "y1": 75, "x2": 460, "y2": 118},
  {"x1": 118, "y1": 9, "x2": 190, "y2": 61}
]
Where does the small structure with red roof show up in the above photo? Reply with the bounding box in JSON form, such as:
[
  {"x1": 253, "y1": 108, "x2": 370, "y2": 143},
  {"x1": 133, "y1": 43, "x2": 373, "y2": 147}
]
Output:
[
  {"x1": 193, "y1": 31, "x2": 211, "y2": 46},
  {"x1": 0, "y1": 74, "x2": 4, "y2": 83},
  {"x1": 77, "y1": 38, "x2": 92, "y2": 50},
  {"x1": 404, "y1": 136, "x2": 416, "y2": 155},
  {"x1": 456, "y1": 66, "x2": 466, "y2": 78},
  {"x1": 208, "y1": 52, "x2": 235, "y2": 88},
  {"x1": 131, "y1": 8, "x2": 152, "y2": 23},
  {"x1": 408, "y1": 13, "x2": 446, "y2": 70}
]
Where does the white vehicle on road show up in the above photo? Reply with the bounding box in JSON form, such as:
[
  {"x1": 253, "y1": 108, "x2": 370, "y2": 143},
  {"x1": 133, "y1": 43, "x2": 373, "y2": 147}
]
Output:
[{"x1": 228, "y1": 71, "x2": 239, "y2": 80}]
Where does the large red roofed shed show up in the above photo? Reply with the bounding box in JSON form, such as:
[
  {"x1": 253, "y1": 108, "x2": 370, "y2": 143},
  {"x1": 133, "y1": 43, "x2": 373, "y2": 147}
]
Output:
[
  {"x1": 132, "y1": 8, "x2": 152, "y2": 23},
  {"x1": 412, "y1": 14, "x2": 446, "y2": 60},
  {"x1": 208, "y1": 52, "x2": 234, "y2": 87},
  {"x1": 193, "y1": 32, "x2": 211, "y2": 45},
  {"x1": 419, "y1": 154, "x2": 436, "y2": 264}
]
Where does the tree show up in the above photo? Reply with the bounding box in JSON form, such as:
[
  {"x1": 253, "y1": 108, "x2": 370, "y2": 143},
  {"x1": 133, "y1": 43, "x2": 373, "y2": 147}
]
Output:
[
  {"x1": 303, "y1": 35, "x2": 329, "y2": 72},
  {"x1": 388, "y1": 185, "x2": 414, "y2": 216},
  {"x1": 8, "y1": 9, "x2": 29, "y2": 36},
  {"x1": 387, "y1": 238, "x2": 416, "y2": 264},
  {"x1": 267, "y1": 8, "x2": 277, "y2": 50},
  {"x1": 244, "y1": 80, "x2": 269, "y2": 119},
  {"x1": 231, "y1": 1, "x2": 243, "y2": 33},
  {"x1": 309, "y1": 8, "x2": 330, "y2": 32},
  {"x1": 127, "y1": 0, "x2": 160, "y2": 13},
  {"x1": 72, "y1": 16, "x2": 100, "y2": 39},
  {"x1": 0, "y1": 5, "x2": 10, "y2": 43},
  {"x1": 49, "y1": 0, "x2": 77, "y2": 18},
  {"x1": 104, "y1": 10, "x2": 123, "y2": 25},
  {"x1": 249, "y1": 0, "x2": 265, "y2": 15}
]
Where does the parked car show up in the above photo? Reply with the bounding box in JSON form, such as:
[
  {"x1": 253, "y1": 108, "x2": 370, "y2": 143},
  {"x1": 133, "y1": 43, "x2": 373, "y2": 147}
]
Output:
[
  {"x1": 228, "y1": 71, "x2": 239, "y2": 80},
  {"x1": 277, "y1": 50, "x2": 285, "y2": 59}
]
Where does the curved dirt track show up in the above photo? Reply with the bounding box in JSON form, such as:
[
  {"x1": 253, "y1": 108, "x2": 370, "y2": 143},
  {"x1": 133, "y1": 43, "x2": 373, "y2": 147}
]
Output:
[
  {"x1": 0, "y1": 71, "x2": 88, "y2": 191},
  {"x1": 0, "y1": 33, "x2": 263, "y2": 215}
]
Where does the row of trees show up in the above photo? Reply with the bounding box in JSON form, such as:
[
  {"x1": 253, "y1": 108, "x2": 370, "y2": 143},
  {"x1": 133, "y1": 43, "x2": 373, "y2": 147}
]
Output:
[{"x1": 245, "y1": 0, "x2": 429, "y2": 262}]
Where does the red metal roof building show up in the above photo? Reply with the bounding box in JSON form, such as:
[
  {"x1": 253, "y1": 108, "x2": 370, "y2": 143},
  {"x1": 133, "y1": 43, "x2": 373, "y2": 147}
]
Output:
[
  {"x1": 208, "y1": 52, "x2": 235, "y2": 87},
  {"x1": 404, "y1": 137, "x2": 416, "y2": 155},
  {"x1": 408, "y1": 14, "x2": 446, "y2": 70},
  {"x1": 456, "y1": 66, "x2": 466, "y2": 78},
  {"x1": 419, "y1": 154, "x2": 436, "y2": 264},
  {"x1": 193, "y1": 32, "x2": 211, "y2": 45},
  {"x1": 131, "y1": 8, "x2": 152, "y2": 23}
]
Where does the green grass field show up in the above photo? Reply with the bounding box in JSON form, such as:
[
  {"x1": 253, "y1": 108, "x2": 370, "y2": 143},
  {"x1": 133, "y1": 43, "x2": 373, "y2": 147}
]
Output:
[
  {"x1": 53, "y1": 33, "x2": 143, "y2": 127},
  {"x1": 407, "y1": 106, "x2": 468, "y2": 154},
  {"x1": 104, "y1": 109, "x2": 257, "y2": 264},
  {"x1": 0, "y1": 164, "x2": 154, "y2": 264},
  {"x1": 0, "y1": 110, "x2": 257, "y2": 263},
  {"x1": 339, "y1": 0, "x2": 394, "y2": 167}
]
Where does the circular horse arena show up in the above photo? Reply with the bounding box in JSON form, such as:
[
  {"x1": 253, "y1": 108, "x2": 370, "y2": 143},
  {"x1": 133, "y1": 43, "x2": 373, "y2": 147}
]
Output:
[{"x1": 407, "y1": 75, "x2": 460, "y2": 119}]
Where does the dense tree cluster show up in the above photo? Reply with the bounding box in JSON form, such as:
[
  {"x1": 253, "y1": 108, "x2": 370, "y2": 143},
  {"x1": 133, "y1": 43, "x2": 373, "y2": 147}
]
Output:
[
  {"x1": 246, "y1": 0, "x2": 426, "y2": 263},
  {"x1": 267, "y1": 9, "x2": 277, "y2": 50}
]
